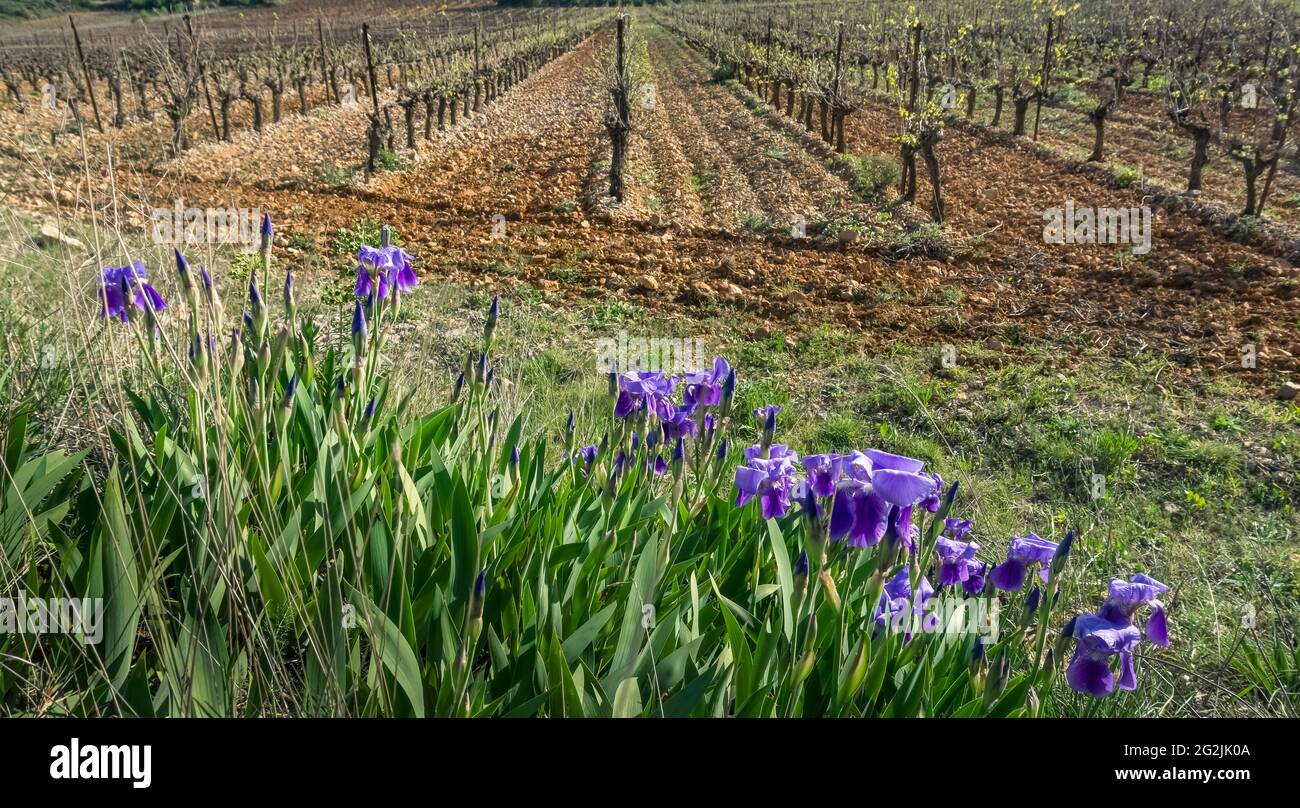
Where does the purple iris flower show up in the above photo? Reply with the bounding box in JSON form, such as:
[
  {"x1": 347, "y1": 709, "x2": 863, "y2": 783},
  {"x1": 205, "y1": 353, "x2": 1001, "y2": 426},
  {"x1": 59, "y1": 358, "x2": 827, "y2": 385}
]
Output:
[
  {"x1": 963, "y1": 560, "x2": 988, "y2": 596},
  {"x1": 614, "y1": 371, "x2": 679, "y2": 420},
  {"x1": 989, "y1": 533, "x2": 1060, "y2": 592},
  {"x1": 734, "y1": 444, "x2": 799, "y2": 520},
  {"x1": 1097, "y1": 573, "x2": 1170, "y2": 647},
  {"x1": 1066, "y1": 613, "x2": 1143, "y2": 699},
  {"x1": 576, "y1": 444, "x2": 598, "y2": 476},
  {"x1": 872, "y1": 467, "x2": 940, "y2": 508},
  {"x1": 828, "y1": 482, "x2": 890, "y2": 548},
  {"x1": 875, "y1": 568, "x2": 937, "y2": 639},
  {"x1": 661, "y1": 409, "x2": 698, "y2": 442},
  {"x1": 921, "y1": 473, "x2": 944, "y2": 513},
  {"x1": 841, "y1": 450, "x2": 873, "y2": 483},
  {"x1": 935, "y1": 536, "x2": 983, "y2": 590},
  {"x1": 944, "y1": 517, "x2": 973, "y2": 541},
  {"x1": 802, "y1": 454, "x2": 845, "y2": 497},
  {"x1": 1065, "y1": 573, "x2": 1170, "y2": 699},
  {"x1": 98, "y1": 262, "x2": 166, "y2": 322},
  {"x1": 820, "y1": 449, "x2": 932, "y2": 550},
  {"x1": 355, "y1": 244, "x2": 419, "y2": 299},
  {"x1": 682, "y1": 357, "x2": 730, "y2": 412}
]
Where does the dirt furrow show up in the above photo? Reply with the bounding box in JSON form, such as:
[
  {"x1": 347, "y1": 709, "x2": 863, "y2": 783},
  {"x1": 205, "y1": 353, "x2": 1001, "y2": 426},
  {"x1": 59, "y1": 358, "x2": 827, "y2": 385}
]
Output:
[
  {"x1": 661, "y1": 32, "x2": 863, "y2": 223},
  {"x1": 643, "y1": 30, "x2": 766, "y2": 230}
]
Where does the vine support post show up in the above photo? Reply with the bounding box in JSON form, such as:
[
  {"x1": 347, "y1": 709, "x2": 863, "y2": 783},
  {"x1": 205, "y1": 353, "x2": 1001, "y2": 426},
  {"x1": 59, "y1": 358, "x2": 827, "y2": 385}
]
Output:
[
  {"x1": 68, "y1": 15, "x2": 103, "y2": 133},
  {"x1": 362, "y1": 23, "x2": 381, "y2": 119},
  {"x1": 1032, "y1": 18, "x2": 1053, "y2": 142},
  {"x1": 607, "y1": 14, "x2": 631, "y2": 203},
  {"x1": 832, "y1": 20, "x2": 845, "y2": 152},
  {"x1": 765, "y1": 14, "x2": 773, "y2": 102},
  {"x1": 317, "y1": 18, "x2": 332, "y2": 103},
  {"x1": 906, "y1": 22, "x2": 922, "y2": 113},
  {"x1": 186, "y1": 15, "x2": 220, "y2": 139}
]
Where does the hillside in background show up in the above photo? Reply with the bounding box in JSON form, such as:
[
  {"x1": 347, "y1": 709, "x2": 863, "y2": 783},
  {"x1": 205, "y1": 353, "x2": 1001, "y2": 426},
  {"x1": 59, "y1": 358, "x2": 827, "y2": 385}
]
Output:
[{"x1": 0, "y1": 0, "x2": 278, "y2": 22}]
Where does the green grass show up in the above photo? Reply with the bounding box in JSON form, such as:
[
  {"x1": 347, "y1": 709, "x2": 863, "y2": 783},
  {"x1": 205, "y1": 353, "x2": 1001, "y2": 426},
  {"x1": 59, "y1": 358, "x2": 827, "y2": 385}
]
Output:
[
  {"x1": 0, "y1": 207, "x2": 1295, "y2": 717},
  {"x1": 834, "y1": 151, "x2": 901, "y2": 203},
  {"x1": 1110, "y1": 165, "x2": 1142, "y2": 189},
  {"x1": 688, "y1": 169, "x2": 717, "y2": 194}
]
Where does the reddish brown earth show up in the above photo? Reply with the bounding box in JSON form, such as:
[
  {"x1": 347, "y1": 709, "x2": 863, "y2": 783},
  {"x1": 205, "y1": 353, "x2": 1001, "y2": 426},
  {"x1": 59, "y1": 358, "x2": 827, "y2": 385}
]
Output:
[{"x1": 3, "y1": 22, "x2": 1297, "y2": 392}]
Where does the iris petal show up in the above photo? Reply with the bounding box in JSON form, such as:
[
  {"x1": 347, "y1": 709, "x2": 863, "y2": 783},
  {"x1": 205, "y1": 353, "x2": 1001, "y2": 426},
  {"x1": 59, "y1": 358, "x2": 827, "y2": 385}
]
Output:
[
  {"x1": 1066, "y1": 653, "x2": 1115, "y2": 699},
  {"x1": 989, "y1": 558, "x2": 1028, "y2": 592},
  {"x1": 871, "y1": 469, "x2": 936, "y2": 506},
  {"x1": 1145, "y1": 605, "x2": 1170, "y2": 647},
  {"x1": 1118, "y1": 651, "x2": 1138, "y2": 691}
]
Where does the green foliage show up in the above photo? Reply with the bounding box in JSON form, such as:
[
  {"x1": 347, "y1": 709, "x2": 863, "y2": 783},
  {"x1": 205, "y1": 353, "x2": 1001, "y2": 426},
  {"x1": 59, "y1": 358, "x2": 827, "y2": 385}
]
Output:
[
  {"x1": 377, "y1": 149, "x2": 407, "y2": 172},
  {"x1": 1110, "y1": 165, "x2": 1141, "y2": 188},
  {"x1": 314, "y1": 162, "x2": 356, "y2": 189},
  {"x1": 835, "y1": 152, "x2": 900, "y2": 203},
  {"x1": 739, "y1": 211, "x2": 778, "y2": 233},
  {"x1": 886, "y1": 223, "x2": 954, "y2": 259},
  {"x1": 0, "y1": 256, "x2": 1067, "y2": 716}
]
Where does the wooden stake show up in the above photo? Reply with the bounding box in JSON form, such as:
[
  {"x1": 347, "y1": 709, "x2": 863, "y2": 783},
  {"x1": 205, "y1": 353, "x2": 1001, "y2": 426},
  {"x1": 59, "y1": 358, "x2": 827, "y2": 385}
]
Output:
[
  {"x1": 68, "y1": 15, "x2": 102, "y2": 132},
  {"x1": 1032, "y1": 19, "x2": 1053, "y2": 142},
  {"x1": 362, "y1": 23, "x2": 381, "y2": 118}
]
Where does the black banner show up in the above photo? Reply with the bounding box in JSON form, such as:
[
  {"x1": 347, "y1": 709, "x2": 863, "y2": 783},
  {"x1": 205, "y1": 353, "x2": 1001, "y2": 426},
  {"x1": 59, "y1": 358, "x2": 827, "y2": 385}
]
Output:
[{"x1": 0, "y1": 718, "x2": 1283, "y2": 793}]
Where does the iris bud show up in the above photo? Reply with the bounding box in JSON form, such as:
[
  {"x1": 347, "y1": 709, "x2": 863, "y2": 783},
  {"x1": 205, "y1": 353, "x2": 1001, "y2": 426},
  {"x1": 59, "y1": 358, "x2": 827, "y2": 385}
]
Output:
[
  {"x1": 249, "y1": 279, "x2": 267, "y2": 337},
  {"x1": 969, "y1": 637, "x2": 987, "y2": 680},
  {"x1": 351, "y1": 302, "x2": 367, "y2": 355},
  {"x1": 760, "y1": 406, "x2": 777, "y2": 454},
  {"x1": 175, "y1": 248, "x2": 195, "y2": 303},
  {"x1": 470, "y1": 571, "x2": 487, "y2": 622},
  {"x1": 228, "y1": 329, "x2": 244, "y2": 378},
  {"x1": 284, "y1": 269, "x2": 296, "y2": 324},
  {"x1": 982, "y1": 649, "x2": 1010, "y2": 712},
  {"x1": 1023, "y1": 586, "x2": 1042, "y2": 625},
  {"x1": 1050, "y1": 529, "x2": 1075, "y2": 576},
  {"x1": 483, "y1": 295, "x2": 500, "y2": 344},
  {"x1": 793, "y1": 550, "x2": 809, "y2": 602},
  {"x1": 1056, "y1": 614, "x2": 1079, "y2": 662},
  {"x1": 281, "y1": 373, "x2": 297, "y2": 410},
  {"x1": 256, "y1": 338, "x2": 271, "y2": 379},
  {"x1": 188, "y1": 330, "x2": 207, "y2": 379}
]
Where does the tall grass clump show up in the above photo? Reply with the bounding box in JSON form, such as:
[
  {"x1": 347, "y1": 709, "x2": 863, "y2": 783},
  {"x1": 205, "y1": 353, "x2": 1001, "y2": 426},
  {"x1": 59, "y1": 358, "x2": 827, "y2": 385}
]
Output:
[
  {"x1": 836, "y1": 151, "x2": 901, "y2": 203},
  {"x1": 0, "y1": 216, "x2": 1171, "y2": 717}
]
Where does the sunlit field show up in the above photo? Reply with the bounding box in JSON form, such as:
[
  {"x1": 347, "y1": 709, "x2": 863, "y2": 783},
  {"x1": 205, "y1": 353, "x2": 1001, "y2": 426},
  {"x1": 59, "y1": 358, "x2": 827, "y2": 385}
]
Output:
[{"x1": 0, "y1": 0, "x2": 1297, "y2": 721}]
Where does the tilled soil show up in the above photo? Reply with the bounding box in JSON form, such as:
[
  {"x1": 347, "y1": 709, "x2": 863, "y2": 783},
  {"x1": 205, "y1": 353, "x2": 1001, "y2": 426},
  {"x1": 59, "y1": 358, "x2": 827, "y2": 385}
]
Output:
[
  {"x1": 4, "y1": 21, "x2": 1298, "y2": 393},
  {"x1": 1031, "y1": 88, "x2": 1300, "y2": 231},
  {"x1": 837, "y1": 89, "x2": 1300, "y2": 382}
]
